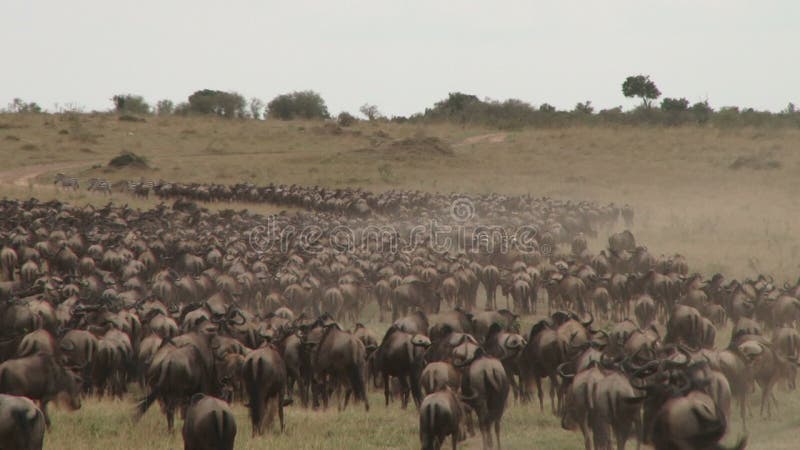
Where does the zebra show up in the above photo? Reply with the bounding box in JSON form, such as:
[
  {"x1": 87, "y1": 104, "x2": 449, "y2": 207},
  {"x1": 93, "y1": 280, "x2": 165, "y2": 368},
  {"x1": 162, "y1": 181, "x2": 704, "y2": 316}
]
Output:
[
  {"x1": 128, "y1": 179, "x2": 154, "y2": 199},
  {"x1": 87, "y1": 178, "x2": 112, "y2": 195},
  {"x1": 53, "y1": 173, "x2": 79, "y2": 190}
]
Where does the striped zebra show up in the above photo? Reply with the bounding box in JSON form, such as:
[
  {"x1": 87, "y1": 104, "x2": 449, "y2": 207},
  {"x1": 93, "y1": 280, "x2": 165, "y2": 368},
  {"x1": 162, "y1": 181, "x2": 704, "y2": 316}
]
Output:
[
  {"x1": 87, "y1": 178, "x2": 112, "y2": 195},
  {"x1": 128, "y1": 179, "x2": 155, "y2": 199},
  {"x1": 53, "y1": 173, "x2": 79, "y2": 190}
]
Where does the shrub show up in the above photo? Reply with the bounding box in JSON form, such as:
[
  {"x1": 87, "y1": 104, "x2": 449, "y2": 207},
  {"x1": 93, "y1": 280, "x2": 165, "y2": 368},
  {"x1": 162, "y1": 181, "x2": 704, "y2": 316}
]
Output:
[
  {"x1": 573, "y1": 101, "x2": 594, "y2": 114},
  {"x1": 156, "y1": 99, "x2": 174, "y2": 116},
  {"x1": 538, "y1": 103, "x2": 556, "y2": 113},
  {"x1": 6, "y1": 98, "x2": 42, "y2": 113},
  {"x1": 112, "y1": 94, "x2": 151, "y2": 115},
  {"x1": 661, "y1": 97, "x2": 690, "y2": 112},
  {"x1": 337, "y1": 112, "x2": 357, "y2": 127},
  {"x1": 267, "y1": 90, "x2": 330, "y2": 120},
  {"x1": 187, "y1": 90, "x2": 246, "y2": 118},
  {"x1": 108, "y1": 151, "x2": 149, "y2": 168}
]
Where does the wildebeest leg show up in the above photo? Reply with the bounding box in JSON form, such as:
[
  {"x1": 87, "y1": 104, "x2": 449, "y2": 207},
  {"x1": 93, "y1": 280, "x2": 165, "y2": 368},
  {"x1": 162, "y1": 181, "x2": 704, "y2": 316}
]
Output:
[
  {"x1": 39, "y1": 400, "x2": 51, "y2": 429},
  {"x1": 579, "y1": 419, "x2": 591, "y2": 450},
  {"x1": 534, "y1": 375, "x2": 545, "y2": 411},
  {"x1": 384, "y1": 373, "x2": 391, "y2": 406},
  {"x1": 166, "y1": 401, "x2": 175, "y2": 432},
  {"x1": 480, "y1": 422, "x2": 491, "y2": 450},
  {"x1": 739, "y1": 391, "x2": 747, "y2": 432},
  {"x1": 398, "y1": 376, "x2": 410, "y2": 409},
  {"x1": 548, "y1": 376, "x2": 559, "y2": 415},
  {"x1": 278, "y1": 398, "x2": 285, "y2": 432},
  {"x1": 410, "y1": 373, "x2": 423, "y2": 409},
  {"x1": 494, "y1": 419, "x2": 502, "y2": 450}
]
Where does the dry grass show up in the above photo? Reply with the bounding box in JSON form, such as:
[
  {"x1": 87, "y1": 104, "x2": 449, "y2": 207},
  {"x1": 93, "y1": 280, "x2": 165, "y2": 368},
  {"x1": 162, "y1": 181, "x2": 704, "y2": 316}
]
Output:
[
  {"x1": 2, "y1": 113, "x2": 800, "y2": 448},
  {"x1": 39, "y1": 317, "x2": 800, "y2": 450}
]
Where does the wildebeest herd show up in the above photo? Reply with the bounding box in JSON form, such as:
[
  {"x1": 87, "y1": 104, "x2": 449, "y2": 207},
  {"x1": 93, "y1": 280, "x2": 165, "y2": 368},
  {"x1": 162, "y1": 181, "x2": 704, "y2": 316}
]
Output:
[{"x1": 0, "y1": 179, "x2": 790, "y2": 449}]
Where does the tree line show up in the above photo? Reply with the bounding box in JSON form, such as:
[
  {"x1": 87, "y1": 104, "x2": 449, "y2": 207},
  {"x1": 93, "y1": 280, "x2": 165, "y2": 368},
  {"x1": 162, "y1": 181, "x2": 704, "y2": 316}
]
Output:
[{"x1": 4, "y1": 75, "x2": 799, "y2": 129}]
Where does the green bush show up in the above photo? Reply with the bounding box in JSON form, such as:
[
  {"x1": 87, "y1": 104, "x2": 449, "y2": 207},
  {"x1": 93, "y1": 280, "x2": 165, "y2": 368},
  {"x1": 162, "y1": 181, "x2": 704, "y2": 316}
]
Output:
[
  {"x1": 267, "y1": 90, "x2": 330, "y2": 120},
  {"x1": 112, "y1": 94, "x2": 150, "y2": 115},
  {"x1": 187, "y1": 90, "x2": 246, "y2": 118}
]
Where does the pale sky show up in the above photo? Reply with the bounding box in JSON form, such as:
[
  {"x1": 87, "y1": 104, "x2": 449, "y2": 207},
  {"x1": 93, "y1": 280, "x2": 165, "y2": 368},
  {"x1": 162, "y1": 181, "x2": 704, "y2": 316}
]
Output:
[{"x1": 1, "y1": 1, "x2": 798, "y2": 116}]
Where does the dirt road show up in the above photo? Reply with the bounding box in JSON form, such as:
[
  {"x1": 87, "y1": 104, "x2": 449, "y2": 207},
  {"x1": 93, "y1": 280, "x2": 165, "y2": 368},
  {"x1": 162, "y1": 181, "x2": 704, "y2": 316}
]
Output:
[{"x1": 0, "y1": 161, "x2": 93, "y2": 188}]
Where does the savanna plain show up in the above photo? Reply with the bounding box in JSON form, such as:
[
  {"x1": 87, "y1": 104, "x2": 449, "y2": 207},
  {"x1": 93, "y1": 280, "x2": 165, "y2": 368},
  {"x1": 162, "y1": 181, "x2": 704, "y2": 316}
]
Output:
[{"x1": 1, "y1": 113, "x2": 800, "y2": 449}]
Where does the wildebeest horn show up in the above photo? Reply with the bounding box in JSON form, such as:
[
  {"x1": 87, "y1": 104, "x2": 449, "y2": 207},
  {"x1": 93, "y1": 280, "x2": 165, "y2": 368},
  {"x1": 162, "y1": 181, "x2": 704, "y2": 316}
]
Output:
[
  {"x1": 581, "y1": 312, "x2": 594, "y2": 328},
  {"x1": 228, "y1": 309, "x2": 246, "y2": 326},
  {"x1": 557, "y1": 362, "x2": 575, "y2": 380},
  {"x1": 630, "y1": 360, "x2": 661, "y2": 378},
  {"x1": 663, "y1": 345, "x2": 692, "y2": 369}
]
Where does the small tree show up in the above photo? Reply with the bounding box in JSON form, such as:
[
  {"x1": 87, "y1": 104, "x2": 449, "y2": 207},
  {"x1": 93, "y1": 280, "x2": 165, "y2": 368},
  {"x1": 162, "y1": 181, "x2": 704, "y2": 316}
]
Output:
[
  {"x1": 250, "y1": 98, "x2": 265, "y2": 120},
  {"x1": 538, "y1": 103, "x2": 556, "y2": 113},
  {"x1": 661, "y1": 97, "x2": 690, "y2": 112},
  {"x1": 573, "y1": 100, "x2": 594, "y2": 114},
  {"x1": 112, "y1": 94, "x2": 150, "y2": 115},
  {"x1": 156, "y1": 99, "x2": 174, "y2": 116},
  {"x1": 359, "y1": 103, "x2": 382, "y2": 121},
  {"x1": 622, "y1": 75, "x2": 661, "y2": 108},
  {"x1": 784, "y1": 102, "x2": 797, "y2": 114},
  {"x1": 691, "y1": 100, "x2": 713, "y2": 123},
  {"x1": 7, "y1": 98, "x2": 42, "y2": 113}
]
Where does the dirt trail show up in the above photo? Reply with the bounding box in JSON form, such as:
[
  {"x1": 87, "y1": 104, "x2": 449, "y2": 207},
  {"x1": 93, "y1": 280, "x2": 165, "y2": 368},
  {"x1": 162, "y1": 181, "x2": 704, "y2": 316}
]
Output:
[
  {"x1": 0, "y1": 161, "x2": 94, "y2": 188},
  {"x1": 457, "y1": 132, "x2": 507, "y2": 146}
]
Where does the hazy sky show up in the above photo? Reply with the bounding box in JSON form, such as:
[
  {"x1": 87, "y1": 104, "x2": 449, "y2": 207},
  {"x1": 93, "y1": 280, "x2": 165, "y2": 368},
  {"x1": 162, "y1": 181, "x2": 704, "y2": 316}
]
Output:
[{"x1": 2, "y1": 1, "x2": 798, "y2": 115}]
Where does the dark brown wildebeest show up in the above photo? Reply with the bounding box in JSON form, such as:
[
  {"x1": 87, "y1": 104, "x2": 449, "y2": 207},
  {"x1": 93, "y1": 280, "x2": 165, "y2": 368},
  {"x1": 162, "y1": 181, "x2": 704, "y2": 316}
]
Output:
[
  {"x1": 0, "y1": 393, "x2": 45, "y2": 450},
  {"x1": 374, "y1": 326, "x2": 431, "y2": 409},
  {"x1": 452, "y1": 339, "x2": 509, "y2": 450},
  {"x1": 558, "y1": 362, "x2": 606, "y2": 450},
  {"x1": 519, "y1": 319, "x2": 564, "y2": 413},
  {"x1": 306, "y1": 322, "x2": 370, "y2": 411},
  {"x1": 136, "y1": 340, "x2": 211, "y2": 432},
  {"x1": 419, "y1": 388, "x2": 467, "y2": 450},
  {"x1": 483, "y1": 323, "x2": 526, "y2": 400},
  {"x1": 242, "y1": 344, "x2": 288, "y2": 435},
  {"x1": 182, "y1": 393, "x2": 236, "y2": 450},
  {"x1": 470, "y1": 310, "x2": 518, "y2": 344},
  {"x1": 0, "y1": 352, "x2": 81, "y2": 428}
]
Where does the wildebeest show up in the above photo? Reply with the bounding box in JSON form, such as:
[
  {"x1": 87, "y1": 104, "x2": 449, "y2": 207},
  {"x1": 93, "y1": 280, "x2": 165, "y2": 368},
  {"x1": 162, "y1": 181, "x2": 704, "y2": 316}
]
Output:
[
  {"x1": 182, "y1": 394, "x2": 236, "y2": 450},
  {"x1": 419, "y1": 388, "x2": 467, "y2": 450},
  {"x1": 0, "y1": 394, "x2": 45, "y2": 450},
  {"x1": 242, "y1": 344, "x2": 288, "y2": 435},
  {"x1": 452, "y1": 339, "x2": 509, "y2": 450},
  {"x1": 0, "y1": 352, "x2": 82, "y2": 428}
]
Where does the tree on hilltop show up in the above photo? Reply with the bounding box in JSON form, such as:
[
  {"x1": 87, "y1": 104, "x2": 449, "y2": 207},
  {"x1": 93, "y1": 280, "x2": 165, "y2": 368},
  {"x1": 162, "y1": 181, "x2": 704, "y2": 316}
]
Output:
[{"x1": 622, "y1": 75, "x2": 661, "y2": 108}]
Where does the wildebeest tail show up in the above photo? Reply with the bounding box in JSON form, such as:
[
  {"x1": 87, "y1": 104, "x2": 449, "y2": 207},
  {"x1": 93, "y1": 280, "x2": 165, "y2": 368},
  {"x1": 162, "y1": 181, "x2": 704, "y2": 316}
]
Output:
[
  {"x1": 11, "y1": 405, "x2": 41, "y2": 439},
  {"x1": 348, "y1": 361, "x2": 368, "y2": 406},
  {"x1": 420, "y1": 401, "x2": 438, "y2": 450},
  {"x1": 136, "y1": 361, "x2": 169, "y2": 419},
  {"x1": 245, "y1": 357, "x2": 265, "y2": 431},
  {"x1": 212, "y1": 408, "x2": 235, "y2": 450},
  {"x1": 689, "y1": 404, "x2": 726, "y2": 445}
]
